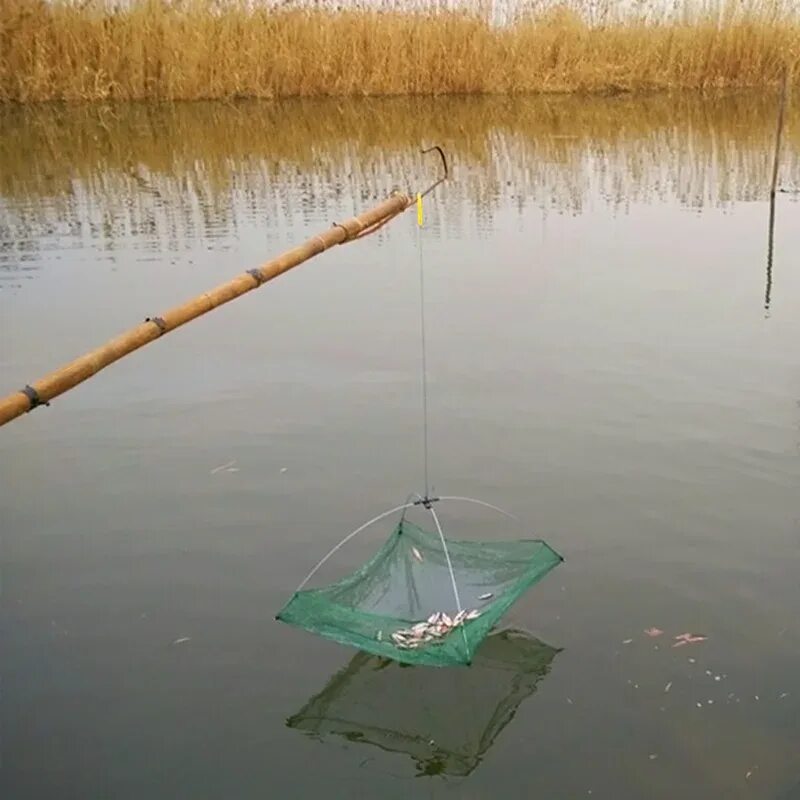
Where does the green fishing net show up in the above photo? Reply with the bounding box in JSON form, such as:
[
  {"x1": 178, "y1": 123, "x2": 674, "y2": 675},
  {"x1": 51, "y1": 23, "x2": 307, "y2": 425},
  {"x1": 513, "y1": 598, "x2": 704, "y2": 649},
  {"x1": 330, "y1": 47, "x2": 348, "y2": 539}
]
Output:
[
  {"x1": 287, "y1": 628, "x2": 560, "y2": 776},
  {"x1": 277, "y1": 518, "x2": 563, "y2": 667}
]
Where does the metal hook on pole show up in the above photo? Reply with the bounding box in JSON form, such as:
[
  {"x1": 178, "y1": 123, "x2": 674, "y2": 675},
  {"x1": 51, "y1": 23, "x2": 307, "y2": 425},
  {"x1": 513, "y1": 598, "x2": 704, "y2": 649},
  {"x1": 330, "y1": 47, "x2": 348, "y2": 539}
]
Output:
[
  {"x1": 419, "y1": 146, "x2": 449, "y2": 198},
  {"x1": 353, "y1": 148, "x2": 449, "y2": 240}
]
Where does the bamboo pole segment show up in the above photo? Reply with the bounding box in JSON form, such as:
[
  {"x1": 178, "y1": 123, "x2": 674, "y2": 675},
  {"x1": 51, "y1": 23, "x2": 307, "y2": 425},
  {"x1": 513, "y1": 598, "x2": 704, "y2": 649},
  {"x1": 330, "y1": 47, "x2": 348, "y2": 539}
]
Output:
[{"x1": 0, "y1": 192, "x2": 414, "y2": 429}]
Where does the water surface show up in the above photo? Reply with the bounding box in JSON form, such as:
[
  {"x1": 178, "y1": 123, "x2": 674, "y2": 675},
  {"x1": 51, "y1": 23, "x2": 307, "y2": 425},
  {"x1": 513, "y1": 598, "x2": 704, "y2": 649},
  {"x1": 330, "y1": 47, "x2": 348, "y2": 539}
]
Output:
[{"x1": 1, "y1": 93, "x2": 800, "y2": 799}]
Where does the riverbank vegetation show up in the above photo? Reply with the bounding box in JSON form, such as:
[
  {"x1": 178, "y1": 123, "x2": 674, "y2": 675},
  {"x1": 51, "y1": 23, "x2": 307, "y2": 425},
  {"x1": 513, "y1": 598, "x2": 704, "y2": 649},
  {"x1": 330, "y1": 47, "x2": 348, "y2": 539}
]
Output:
[{"x1": 1, "y1": 0, "x2": 798, "y2": 102}]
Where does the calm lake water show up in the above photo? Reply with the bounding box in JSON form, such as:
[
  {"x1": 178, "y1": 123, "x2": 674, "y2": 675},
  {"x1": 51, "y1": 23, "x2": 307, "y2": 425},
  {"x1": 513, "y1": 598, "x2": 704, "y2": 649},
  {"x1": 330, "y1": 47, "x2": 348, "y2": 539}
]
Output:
[{"x1": 1, "y1": 93, "x2": 800, "y2": 799}]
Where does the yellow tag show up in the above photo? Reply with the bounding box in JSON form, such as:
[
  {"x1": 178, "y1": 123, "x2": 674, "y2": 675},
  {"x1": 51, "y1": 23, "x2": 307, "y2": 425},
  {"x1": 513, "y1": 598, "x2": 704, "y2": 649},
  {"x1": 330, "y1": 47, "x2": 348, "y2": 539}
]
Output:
[{"x1": 416, "y1": 193, "x2": 423, "y2": 227}]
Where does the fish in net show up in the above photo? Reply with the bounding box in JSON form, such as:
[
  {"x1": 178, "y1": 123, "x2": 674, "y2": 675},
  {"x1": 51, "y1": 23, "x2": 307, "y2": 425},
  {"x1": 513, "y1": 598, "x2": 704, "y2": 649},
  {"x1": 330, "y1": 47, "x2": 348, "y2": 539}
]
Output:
[{"x1": 277, "y1": 505, "x2": 563, "y2": 668}]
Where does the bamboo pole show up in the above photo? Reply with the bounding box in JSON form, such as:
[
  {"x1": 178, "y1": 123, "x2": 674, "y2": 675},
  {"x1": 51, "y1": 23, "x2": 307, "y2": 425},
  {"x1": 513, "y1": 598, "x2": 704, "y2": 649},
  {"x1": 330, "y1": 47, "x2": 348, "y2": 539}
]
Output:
[{"x1": 0, "y1": 192, "x2": 414, "y2": 429}]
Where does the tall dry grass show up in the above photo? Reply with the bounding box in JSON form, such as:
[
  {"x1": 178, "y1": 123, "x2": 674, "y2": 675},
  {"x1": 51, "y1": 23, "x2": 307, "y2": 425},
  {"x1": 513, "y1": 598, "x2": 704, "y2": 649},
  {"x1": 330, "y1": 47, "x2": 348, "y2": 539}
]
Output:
[{"x1": 0, "y1": 0, "x2": 799, "y2": 102}]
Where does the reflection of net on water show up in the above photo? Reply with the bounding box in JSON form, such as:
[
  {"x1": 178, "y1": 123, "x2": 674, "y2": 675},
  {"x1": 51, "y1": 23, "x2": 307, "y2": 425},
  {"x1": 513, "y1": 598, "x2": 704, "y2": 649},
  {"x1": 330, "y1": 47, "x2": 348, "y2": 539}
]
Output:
[{"x1": 287, "y1": 628, "x2": 560, "y2": 777}]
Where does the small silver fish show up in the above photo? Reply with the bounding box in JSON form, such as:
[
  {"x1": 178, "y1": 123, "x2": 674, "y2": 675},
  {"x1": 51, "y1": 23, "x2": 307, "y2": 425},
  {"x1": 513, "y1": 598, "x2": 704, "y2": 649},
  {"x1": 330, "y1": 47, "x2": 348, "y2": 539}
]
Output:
[
  {"x1": 392, "y1": 608, "x2": 481, "y2": 650},
  {"x1": 376, "y1": 630, "x2": 383, "y2": 642},
  {"x1": 478, "y1": 592, "x2": 493, "y2": 601},
  {"x1": 411, "y1": 622, "x2": 429, "y2": 634},
  {"x1": 411, "y1": 546, "x2": 424, "y2": 563}
]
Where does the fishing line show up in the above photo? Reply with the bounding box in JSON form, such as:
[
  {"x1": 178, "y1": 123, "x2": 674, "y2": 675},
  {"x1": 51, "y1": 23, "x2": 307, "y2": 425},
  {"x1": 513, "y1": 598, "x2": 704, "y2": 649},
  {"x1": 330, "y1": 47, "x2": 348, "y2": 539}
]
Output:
[{"x1": 416, "y1": 193, "x2": 431, "y2": 501}]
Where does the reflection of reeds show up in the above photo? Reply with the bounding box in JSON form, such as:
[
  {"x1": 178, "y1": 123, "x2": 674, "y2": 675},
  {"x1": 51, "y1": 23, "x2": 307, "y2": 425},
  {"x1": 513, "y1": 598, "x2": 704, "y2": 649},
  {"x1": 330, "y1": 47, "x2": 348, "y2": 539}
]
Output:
[
  {"x1": 1, "y1": 93, "x2": 798, "y2": 246},
  {"x1": 1, "y1": 0, "x2": 799, "y2": 102}
]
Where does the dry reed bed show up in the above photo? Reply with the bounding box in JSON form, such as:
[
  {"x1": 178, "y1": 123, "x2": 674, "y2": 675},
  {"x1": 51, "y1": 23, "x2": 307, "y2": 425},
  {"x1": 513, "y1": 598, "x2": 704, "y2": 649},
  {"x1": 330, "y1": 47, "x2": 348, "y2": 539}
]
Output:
[{"x1": 1, "y1": 0, "x2": 799, "y2": 102}]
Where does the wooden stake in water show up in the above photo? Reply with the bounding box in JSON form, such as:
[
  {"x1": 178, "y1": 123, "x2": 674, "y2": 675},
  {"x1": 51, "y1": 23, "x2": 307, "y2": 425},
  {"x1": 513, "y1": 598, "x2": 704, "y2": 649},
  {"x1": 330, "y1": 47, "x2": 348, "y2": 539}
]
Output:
[
  {"x1": 766, "y1": 66, "x2": 791, "y2": 312},
  {"x1": 770, "y1": 67, "x2": 790, "y2": 202}
]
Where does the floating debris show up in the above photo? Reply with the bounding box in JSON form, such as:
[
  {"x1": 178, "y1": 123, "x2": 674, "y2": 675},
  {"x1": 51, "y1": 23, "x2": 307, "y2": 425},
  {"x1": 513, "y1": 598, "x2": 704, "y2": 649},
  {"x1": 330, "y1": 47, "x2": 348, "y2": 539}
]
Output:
[
  {"x1": 644, "y1": 627, "x2": 664, "y2": 638},
  {"x1": 210, "y1": 460, "x2": 235, "y2": 475},
  {"x1": 673, "y1": 633, "x2": 707, "y2": 647},
  {"x1": 411, "y1": 546, "x2": 424, "y2": 563},
  {"x1": 391, "y1": 608, "x2": 481, "y2": 649}
]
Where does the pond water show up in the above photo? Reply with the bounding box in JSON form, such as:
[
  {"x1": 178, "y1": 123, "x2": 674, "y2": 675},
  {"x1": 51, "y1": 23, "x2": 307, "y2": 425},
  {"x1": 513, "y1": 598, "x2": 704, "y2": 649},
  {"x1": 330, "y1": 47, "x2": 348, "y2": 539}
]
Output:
[{"x1": 1, "y1": 93, "x2": 799, "y2": 799}]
